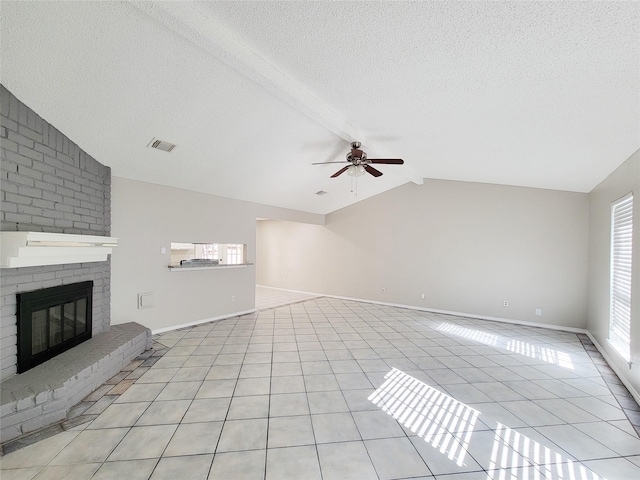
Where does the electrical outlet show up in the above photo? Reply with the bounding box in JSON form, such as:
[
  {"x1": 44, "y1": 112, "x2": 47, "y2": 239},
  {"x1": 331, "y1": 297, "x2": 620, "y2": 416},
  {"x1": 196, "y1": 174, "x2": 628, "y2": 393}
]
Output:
[
  {"x1": 420, "y1": 293, "x2": 425, "y2": 299},
  {"x1": 503, "y1": 300, "x2": 509, "y2": 307},
  {"x1": 231, "y1": 295, "x2": 236, "y2": 302},
  {"x1": 381, "y1": 287, "x2": 386, "y2": 293},
  {"x1": 535, "y1": 308, "x2": 542, "y2": 316}
]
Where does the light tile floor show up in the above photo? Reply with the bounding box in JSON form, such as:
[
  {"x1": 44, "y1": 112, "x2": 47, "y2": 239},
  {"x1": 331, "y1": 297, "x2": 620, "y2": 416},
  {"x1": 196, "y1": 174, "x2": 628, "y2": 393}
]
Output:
[
  {"x1": 255, "y1": 285, "x2": 320, "y2": 311},
  {"x1": 2, "y1": 297, "x2": 640, "y2": 479}
]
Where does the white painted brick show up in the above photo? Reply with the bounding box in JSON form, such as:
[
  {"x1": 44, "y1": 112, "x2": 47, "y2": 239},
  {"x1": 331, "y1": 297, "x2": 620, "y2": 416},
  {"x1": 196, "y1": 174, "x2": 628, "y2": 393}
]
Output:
[
  {"x1": 5, "y1": 199, "x2": 33, "y2": 216},
  {"x1": 1, "y1": 113, "x2": 18, "y2": 132},
  {"x1": 15, "y1": 396, "x2": 36, "y2": 412},
  {"x1": 22, "y1": 410, "x2": 66, "y2": 434},
  {"x1": 52, "y1": 387, "x2": 67, "y2": 400},
  {"x1": 17, "y1": 204, "x2": 43, "y2": 216},
  {"x1": 35, "y1": 391, "x2": 50, "y2": 405},
  {"x1": 34, "y1": 180, "x2": 57, "y2": 193},
  {"x1": 7, "y1": 131, "x2": 35, "y2": 148},
  {"x1": 78, "y1": 367, "x2": 92, "y2": 380},
  {"x1": 0, "y1": 400, "x2": 17, "y2": 417},
  {"x1": 17, "y1": 185, "x2": 42, "y2": 198},
  {"x1": 32, "y1": 161, "x2": 55, "y2": 175},
  {"x1": 3, "y1": 160, "x2": 18, "y2": 174},
  {"x1": 44, "y1": 155, "x2": 65, "y2": 172},
  {"x1": 17, "y1": 145, "x2": 43, "y2": 162},
  {"x1": 1, "y1": 304, "x2": 16, "y2": 317},
  {"x1": 1, "y1": 363, "x2": 17, "y2": 381},
  {"x1": 31, "y1": 216, "x2": 55, "y2": 227},
  {"x1": 42, "y1": 173, "x2": 64, "y2": 186},
  {"x1": 0, "y1": 424, "x2": 22, "y2": 443},
  {"x1": 2, "y1": 404, "x2": 43, "y2": 427},
  {"x1": 55, "y1": 182, "x2": 74, "y2": 196},
  {"x1": 41, "y1": 398, "x2": 66, "y2": 414},
  {"x1": 64, "y1": 181, "x2": 82, "y2": 193},
  {"x1": 1, "y1": 184, "x2": 19, "y2": 197},
  {"x1": 42, "y1": 191, "x2": 63, "y2": 203},
  {"x1": 32, "y1": 272, "x2": 56, "y2": 282},
  {"x1": 16, "y1": 164, "x2": 44, "y2": 181},
  {"x1": 17, "y1": 125, "x2": 42, "y2": 143},
  {"x1": 34, "y1": 143, "x2": 56, "y2": 158},
  {"x1": 6, "y1": 173, "x2": 34, "y2": 187},
  {"x1": 1, "y1": 334, "x2": 16, "y2": 349}
]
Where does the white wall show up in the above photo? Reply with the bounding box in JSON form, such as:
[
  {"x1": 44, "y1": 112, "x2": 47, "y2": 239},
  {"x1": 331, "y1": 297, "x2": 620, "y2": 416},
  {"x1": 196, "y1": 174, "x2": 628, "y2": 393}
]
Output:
[
  {"x1": 111, "y1": 177, "x2": 322, "y2": 332},
  {"x1": 257, "y1": 179, "x2": 590, "y2": 329},
  {"x1": 588, "y1": 150, "x2": 640, "y2": 398}
]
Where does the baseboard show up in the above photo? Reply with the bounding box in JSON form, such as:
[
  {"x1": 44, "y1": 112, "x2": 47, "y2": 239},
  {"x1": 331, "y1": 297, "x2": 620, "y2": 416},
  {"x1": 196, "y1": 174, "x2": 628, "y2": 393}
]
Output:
[
  {"x1": 585, "y1": 332, "x2": 640, "y2": 405},
  {"x1": 258, "y1": 285, "x2": 588, "y2": 335},
  {"x1": 256, "y1": 284, "x2": 320, "y2": 296},
  {"x1": 152, "y1": 286, "x2": 321, "y2": 335},
  {"x1": 151, "y1": 308, "x2": 256, "y2": 335}
]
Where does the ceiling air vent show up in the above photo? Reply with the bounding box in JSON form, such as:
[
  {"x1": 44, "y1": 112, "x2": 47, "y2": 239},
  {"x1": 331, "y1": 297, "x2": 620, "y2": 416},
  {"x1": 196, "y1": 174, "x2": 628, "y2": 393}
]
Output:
[
  {"x1": 147, "y1": 138, "x2": 177, "y2": 152},
  {"x1": 315, "y1": 190, "x2": 328, "y2": 196}
]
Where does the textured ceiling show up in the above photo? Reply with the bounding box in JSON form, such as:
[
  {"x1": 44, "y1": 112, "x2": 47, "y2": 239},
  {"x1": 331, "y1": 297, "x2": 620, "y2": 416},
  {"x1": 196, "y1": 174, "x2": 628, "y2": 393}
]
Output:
[{"x1": 1, "y1": 1, "x2": 638, "y2": 215}]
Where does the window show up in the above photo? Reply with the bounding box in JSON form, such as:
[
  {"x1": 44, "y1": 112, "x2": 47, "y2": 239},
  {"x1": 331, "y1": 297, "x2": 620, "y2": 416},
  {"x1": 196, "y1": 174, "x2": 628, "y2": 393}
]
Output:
[
  {"x1": 169, "y1": 242, "x2": 246, "y2": 267},
  {"x1": 199, "y1": 243, "x2": 219, "y2": 260},
  {"x1": 225, "y1": 244, "x2": 244, "y2": 265},
  {"x1": 610, "y1": 193, "x2": 634, "y2": 362}
]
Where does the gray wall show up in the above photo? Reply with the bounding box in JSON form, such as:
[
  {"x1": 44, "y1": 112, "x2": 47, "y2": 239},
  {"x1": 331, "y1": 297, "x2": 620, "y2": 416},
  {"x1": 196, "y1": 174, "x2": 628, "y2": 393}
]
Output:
[
  {"x1": 0, "y1": 85, "x2": 112, "y2": 381},
  {"x1": 588, "y1": 150, "x2": 640, "y2": 398},
  {"x1": 257, "y1": 179, "x2": 590, "y2": 329},
  {"x1": 110, "y1": 177, "x2": 323, "y2": 332}
]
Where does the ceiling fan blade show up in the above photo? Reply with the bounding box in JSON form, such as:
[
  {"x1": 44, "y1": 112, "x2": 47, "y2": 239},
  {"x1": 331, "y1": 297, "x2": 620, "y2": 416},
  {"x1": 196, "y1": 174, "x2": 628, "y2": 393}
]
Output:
[
  {"x1": 330, "y1": 166, "x2": 350, "y2": 178},
  {"x1": 368, "y1": 159, "x2": 404, "y2": 165},
  {"x1": 312, "y1": 161, "x2": 349, "y2": 165},
  {"x1": 364, "y1": 165, "x2": 383, "y2": 177}
]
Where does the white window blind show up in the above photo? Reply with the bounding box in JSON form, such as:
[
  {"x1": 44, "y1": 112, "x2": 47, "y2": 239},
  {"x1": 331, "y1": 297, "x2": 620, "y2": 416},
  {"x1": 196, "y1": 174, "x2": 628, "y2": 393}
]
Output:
[{"x1": 610, "y1": 193, "x2": 634, "y2": 361}]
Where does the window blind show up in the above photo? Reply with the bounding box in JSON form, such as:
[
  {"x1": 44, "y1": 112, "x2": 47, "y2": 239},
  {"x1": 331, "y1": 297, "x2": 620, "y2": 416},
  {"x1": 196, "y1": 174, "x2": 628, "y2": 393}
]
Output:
[{"x1": 610, "y1": 193, "x2": 634, "y2": 361}]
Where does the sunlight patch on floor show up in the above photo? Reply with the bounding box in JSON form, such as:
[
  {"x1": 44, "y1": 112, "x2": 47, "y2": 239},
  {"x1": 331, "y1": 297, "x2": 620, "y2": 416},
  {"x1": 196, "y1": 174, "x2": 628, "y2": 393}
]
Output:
[
  {"x1": 438, "y1": 322, "x2": 575, "y2": 370},
  {"x1": 369, "y1": 368, "x2": 478, "y2": 467}
]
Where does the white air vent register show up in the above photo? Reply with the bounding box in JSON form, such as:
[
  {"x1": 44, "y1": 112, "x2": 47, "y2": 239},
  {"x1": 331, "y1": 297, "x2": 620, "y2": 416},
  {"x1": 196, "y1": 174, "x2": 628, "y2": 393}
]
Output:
[{"x1": 147, "y1": 137, "x2": 177, "y2": 152}]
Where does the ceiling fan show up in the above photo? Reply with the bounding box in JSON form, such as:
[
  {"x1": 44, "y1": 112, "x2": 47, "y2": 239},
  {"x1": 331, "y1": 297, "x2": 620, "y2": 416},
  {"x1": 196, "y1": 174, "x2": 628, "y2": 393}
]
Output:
[{"x1": 313, "y1": 142, "x2": 404, "y2": 178}]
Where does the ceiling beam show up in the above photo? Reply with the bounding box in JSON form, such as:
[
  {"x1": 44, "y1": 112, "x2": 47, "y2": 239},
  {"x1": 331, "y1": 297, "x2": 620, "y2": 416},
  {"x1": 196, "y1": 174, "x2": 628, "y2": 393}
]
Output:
[{"x1": 128, "y1": 1, "x2": 423, "y2": 185}]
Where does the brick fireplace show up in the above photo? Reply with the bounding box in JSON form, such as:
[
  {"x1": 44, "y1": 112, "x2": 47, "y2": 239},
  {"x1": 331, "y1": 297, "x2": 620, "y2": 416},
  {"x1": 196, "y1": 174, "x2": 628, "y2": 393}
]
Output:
[
  {"x1": 0, "y1": 85, "x2": 150, "y2": 443},
  {"x1": 1, "y1": 84, "x2": 113, "y2": 381}
]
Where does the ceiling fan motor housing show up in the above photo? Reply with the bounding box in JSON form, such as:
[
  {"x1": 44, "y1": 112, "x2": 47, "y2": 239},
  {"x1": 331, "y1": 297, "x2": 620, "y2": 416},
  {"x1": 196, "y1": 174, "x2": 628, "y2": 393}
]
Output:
[{"x1": 348, "y1": 148, "x2": 367, "y2": 164}]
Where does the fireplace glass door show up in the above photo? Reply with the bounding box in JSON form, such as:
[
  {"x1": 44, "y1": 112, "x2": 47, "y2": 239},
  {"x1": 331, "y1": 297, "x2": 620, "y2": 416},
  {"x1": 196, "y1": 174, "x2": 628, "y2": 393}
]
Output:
[{"x1": 17, "y1": 281, "x2": 93, "y2": 373}]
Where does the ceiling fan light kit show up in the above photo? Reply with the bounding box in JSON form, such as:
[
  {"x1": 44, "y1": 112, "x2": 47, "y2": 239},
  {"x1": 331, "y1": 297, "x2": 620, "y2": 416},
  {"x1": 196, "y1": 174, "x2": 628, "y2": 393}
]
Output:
[{"x1": 347, "y1": 165, "x2": 366, "y2": 177}]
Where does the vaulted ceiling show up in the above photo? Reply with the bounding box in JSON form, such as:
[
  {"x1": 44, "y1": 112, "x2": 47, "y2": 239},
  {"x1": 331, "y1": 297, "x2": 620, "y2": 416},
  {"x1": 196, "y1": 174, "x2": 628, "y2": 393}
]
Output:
[{"x1": 2, "y1": 1, "x2": 638, "y2": 214}]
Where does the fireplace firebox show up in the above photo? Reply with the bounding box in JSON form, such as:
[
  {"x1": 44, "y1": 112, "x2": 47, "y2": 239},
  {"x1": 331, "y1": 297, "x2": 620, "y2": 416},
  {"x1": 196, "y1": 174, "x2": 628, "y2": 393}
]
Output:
[{"x1": 17, "y1": 281, "x2": 93, "y2": 373}]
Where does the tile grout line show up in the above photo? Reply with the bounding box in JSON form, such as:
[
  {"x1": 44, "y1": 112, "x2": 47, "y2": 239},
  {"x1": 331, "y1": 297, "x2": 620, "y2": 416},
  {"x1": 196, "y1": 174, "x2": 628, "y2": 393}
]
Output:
[{"x1": 577, "y1": 333, "x2": 640, "y2": 438}]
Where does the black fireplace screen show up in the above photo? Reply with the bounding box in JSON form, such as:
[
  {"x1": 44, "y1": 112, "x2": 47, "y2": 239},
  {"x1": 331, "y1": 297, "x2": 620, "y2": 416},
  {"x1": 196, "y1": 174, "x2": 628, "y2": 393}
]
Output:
[{"x1": 17, "y1": 281, "x2": 93, "y2": 373}]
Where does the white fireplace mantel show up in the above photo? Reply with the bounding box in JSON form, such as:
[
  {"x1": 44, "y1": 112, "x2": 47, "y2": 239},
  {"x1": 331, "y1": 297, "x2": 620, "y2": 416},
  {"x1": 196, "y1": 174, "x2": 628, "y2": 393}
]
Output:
[{"x1": 0, "y1": 232, "x2": 118, "y2": 268}]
